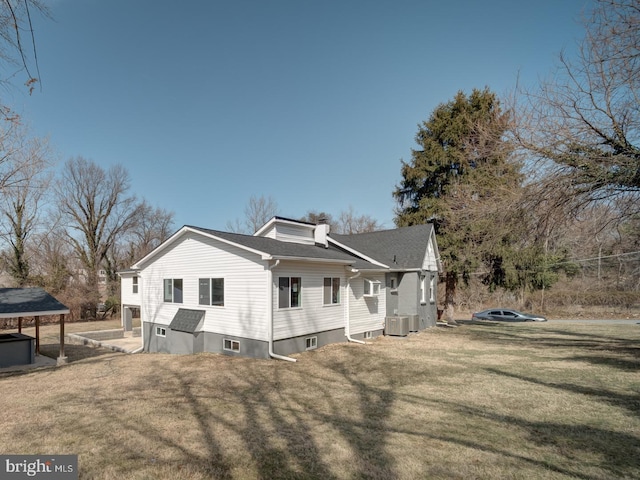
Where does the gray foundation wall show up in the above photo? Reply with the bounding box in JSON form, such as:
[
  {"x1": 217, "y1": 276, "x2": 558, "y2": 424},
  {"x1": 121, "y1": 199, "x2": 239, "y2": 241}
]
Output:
[
  {"x1": 143, "y1": 323, "x2": 349, "y2": 359},
  {"x1": 273, "y1": 327, "x2": 346, "y2": 356}
]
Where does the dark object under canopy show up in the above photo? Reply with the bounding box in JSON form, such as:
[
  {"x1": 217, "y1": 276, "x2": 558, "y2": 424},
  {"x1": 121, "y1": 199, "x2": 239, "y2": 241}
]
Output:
[{"x1": 0, "y1": 287, "x2": 70, "y2": 364}]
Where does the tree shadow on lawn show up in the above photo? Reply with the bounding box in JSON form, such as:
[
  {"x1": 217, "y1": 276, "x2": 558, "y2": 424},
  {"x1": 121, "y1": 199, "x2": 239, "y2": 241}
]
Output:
[
  {"x1": 51, "y1": 349, "x2": 400, "y2": 480},
  {"x1": 485, "y1": 367, "x2": 640, "y2": 416},
  {"x1": 419, "y1": 395, "x2": 640, "y2": 479},
  {"x1": 461, "y1": 324, "x2": 640, "y2": 369}
]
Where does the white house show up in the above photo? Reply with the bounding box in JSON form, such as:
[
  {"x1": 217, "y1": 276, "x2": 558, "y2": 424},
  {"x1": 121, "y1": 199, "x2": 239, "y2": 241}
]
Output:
[{"x1": 119, "y1": 217, "x2": 441, "y2": 360}]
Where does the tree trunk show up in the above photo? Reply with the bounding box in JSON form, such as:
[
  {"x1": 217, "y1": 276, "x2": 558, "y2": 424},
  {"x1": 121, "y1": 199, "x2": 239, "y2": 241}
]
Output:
[{"x1": 444, "y1": 271, "x2": 457, "y2": 308}]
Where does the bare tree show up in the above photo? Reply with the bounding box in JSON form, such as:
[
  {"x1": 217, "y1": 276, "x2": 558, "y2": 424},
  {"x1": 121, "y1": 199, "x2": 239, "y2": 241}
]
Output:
[
  {"x1": 514, "y1": 0, "x2": 640, "y2": 217},
  {"x1": 227, "y1": 194, "x2": 279, "y2": 234},
  {"x1": 335, "y1": 206, "x2": 382, "y2": 234},
  {"x1": 28, "y1": 225, "x2": 71, "y2": 295},
  {"x1": 105, "y1": 201, "x2": 175, "y2": 294},
  {"x1": 0, "y1": 1, "x2": 50, "y2": 116},
  {"x1": 299, "y1": 210, "x2": 334, "y2": 226},
  {"x1": 124, "y1": 201, "x2": 174, "y2": 261},
  {"x1": 0, "y1": 130, "x2": 51, "y2": 285},
  {"x1": 54, "y1": 157, "x2": 139, "y2": 312}
]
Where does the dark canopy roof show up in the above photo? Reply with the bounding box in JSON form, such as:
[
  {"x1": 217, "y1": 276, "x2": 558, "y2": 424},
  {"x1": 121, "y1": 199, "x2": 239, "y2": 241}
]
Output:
[{"x1": 0, "y1": 288, "x2": 70, "y2": 318}]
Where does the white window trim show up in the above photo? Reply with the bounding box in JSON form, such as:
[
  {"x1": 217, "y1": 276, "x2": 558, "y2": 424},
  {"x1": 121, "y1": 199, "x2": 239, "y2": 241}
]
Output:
[
  {"x1": 163, "y1": 278, "x2": 183, "y2": 303},
  {"x1": 199, "y1": 277, "x2": 225, "y2": 307},
  {"x1": 364, "y1": 278, "x2": 381, "y2": 297},
  {"x1": 278, "y1": 276, "x2": 302, "y2": 309},
  {"x1": 132, "y1": 276, "x2": 138, "y2": 294},
  {"x1": 323, "y1": 277, "x2": 341, "y2": 306},
  {"x1": 156, "y1": 326, "x2": 166, "y2": 337},
  {"x1": 420, "y1": 276, "x2": 427, "y2": 304},
  {"x1": 429, "y1": 275, "x2": 436, "y2": 303},
  {"x1": 363, "y1": 331, "x2": 373, "y2": 339},
  {"x1": 223, "y1": 338, "x2": 240, "y2": 352},
  {"x1": 305, "y1": 336, "x2": 318, "y2": 350}
]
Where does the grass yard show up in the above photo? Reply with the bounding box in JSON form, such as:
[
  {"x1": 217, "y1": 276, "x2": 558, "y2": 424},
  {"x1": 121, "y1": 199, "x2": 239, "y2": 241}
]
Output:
[{"x1": 1, "y1": 321, "x2": 639, "y2": 479}]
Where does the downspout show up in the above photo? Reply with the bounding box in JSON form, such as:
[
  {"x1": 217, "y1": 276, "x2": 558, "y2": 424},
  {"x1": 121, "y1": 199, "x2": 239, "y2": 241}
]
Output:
[
  {"x1": 345, "y1": 268, "x2": 366, "y2": 344},
  {"x1": 267, "y1": 260, "x2": 297, "y2": 362}
]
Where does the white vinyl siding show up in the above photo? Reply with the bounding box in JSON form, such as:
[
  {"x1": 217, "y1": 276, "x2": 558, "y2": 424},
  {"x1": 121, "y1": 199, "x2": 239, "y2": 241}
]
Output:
[
  {"x1": 349, "y1": 272, "x2": 386, "y2": 335},
  {"x1": 272, "y1": 262, "x2": 347, "y2": 340},
  {"x1": 120, "y1": 274, "x2": 140, "y2": 306},
  {"x1": 265, "y1": 223, "x2": 315, "y2": 244},
  {"x1": 140, "y1": 231, "x2": 268, "y2": 340}
]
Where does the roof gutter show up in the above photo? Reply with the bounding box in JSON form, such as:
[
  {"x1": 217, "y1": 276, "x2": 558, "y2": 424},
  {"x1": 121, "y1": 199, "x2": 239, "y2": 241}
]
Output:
[
  {"x1": 267, "y1": 260, "x2": 297, "y2": 362},
  {"x1": 345, "y1": 268, "x2": 366, "y2": 344}
]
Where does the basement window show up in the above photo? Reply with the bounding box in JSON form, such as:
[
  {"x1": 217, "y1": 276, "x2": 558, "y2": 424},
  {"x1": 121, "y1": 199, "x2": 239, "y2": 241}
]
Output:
[
  {"x1": 305, "y1": 336, "x2": 317, "y2": 350},
  {"x1": 363, "y1": 279, "x2": 381, "y2": 297},
  {"x1": 223, "y1": 339, "x2": 240, "y2": 352},
  {"x1": 156, "y1": 327, "x2": 166, "y2": 337},
  {"x1": 363, "y1": 331, "x2": 373, "y2": 339}
]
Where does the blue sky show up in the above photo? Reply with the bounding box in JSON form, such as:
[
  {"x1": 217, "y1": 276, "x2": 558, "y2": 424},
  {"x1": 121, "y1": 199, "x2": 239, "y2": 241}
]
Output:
[{"x1": 9, "y1": 0, "x2": 590, "y2": 231}]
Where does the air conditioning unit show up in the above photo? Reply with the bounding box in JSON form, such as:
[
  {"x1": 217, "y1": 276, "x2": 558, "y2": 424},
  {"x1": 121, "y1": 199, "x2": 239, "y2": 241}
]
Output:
[
  {"x1": 385, "y1": 316, "x2": 409, "y2": 336},
  {"x1": 408, "y1": 315, "x2": 420, "y2": 332}
]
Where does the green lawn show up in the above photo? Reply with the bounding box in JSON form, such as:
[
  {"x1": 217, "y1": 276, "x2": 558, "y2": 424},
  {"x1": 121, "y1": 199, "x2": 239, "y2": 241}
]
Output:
[{"x1": 1, "y1": 321, "x2": 638, "y2": 479}]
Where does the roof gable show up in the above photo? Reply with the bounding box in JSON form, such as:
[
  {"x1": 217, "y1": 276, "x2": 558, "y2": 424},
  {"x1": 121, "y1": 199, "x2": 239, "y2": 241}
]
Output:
[{"x1": 330, "y1": 224, "x2": 440, "y2": 271}]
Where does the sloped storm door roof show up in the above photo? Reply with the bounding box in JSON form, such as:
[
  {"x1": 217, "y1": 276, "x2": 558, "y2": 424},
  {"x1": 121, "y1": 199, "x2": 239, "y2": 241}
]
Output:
[{"x1": 169, "y1": 308, "x2": 206, "y2": 333}]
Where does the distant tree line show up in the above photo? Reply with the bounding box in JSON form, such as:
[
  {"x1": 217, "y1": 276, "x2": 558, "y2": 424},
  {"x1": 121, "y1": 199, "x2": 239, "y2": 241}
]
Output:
[
  {"x1": 0, "y1": 143, "x2": 174, "y2": 319},
  {"x1": 395, "y1": 0, "x2": 640, "y2": 314}
]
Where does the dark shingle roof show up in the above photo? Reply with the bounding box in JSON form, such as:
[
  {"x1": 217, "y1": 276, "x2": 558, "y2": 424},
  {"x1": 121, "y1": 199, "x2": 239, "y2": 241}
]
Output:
[
  {"x1": 169, "y1": 308, "x2": 206, "y2": 333},
  {"x1": 0, "y1": 288, "x2": 70, "y2": 318},
  {"x1": 330, "y1": 224, "x2": 434, "y2": 270},
  {"x1": 187, "y1": 226, "x2": 381, "y2": 269}
]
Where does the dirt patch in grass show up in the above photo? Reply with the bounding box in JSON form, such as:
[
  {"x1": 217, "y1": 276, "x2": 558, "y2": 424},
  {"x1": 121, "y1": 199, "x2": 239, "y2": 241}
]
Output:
[{"x1": 0, "y1": 322, "x2": 638, "y2": 479}]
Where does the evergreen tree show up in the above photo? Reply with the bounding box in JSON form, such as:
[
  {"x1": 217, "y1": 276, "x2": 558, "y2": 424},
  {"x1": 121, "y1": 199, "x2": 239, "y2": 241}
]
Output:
[{"x1": 394, "y1": 88, "x2": 523, "y2": 307}]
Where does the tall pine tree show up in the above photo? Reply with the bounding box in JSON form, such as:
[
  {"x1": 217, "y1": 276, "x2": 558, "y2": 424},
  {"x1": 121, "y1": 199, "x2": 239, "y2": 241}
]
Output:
[{"x1": 394, "y1": 88, "x2": 523, "y2": 308}]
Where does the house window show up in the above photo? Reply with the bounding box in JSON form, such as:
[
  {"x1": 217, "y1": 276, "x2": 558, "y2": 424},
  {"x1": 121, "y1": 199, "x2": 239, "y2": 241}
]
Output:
[
  {"x1": 420, "y1": 276, "x2": 426, "y2": 304},
  {"x1": 199, "y1": 278, "x2": 225, "y2": 306},
  {"x1": 323, "y1": 277, "x2": 340, "y2": 305},
  {"x1": 389, "y1": 277, "x2": 397, "y2": 290},
  {"x1": 363, "y1": 279, "x2": 381, "y2": 297},
  {"x1": 363, "y1": 331, "x2": 373, "y2": 339},
  {"x1": 223, "y1": 339, "x2": 240, "y2": 352},
  {"x1": 132, "y1": 276, "x2": 138, "y2": 294},
  {"x1": 430, "y1": 276, "x2": 436, "y2": 303},
  {"x1": 305, "y1": 336, "x2": 317, "y2": 350},
  {"x1": 163, "y1": 279, "x2": 183, "y2": 303},
  {"x1": 279, "y1": 277, "x2": 301, "y2": 308},
  {"x1": 156, "y1": 327, "x2": 166, "y2": 337}
]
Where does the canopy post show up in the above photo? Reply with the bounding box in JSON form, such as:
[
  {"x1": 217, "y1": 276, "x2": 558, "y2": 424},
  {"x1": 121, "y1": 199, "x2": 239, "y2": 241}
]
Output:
[
  {"x1": 35, "y1": 316, "x2": 40, "y2": 354},
  {"x1": 57, "y1": 313, "x2": 67, "y2": 365}
]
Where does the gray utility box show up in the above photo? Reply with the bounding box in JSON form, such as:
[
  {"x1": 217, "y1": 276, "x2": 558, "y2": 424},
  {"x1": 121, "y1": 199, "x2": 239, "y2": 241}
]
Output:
[
  {"x1": 385, "y1": 316, "x2": 409, "y2": 336},
  {"x1": 408, "y1": 315, "x2": 420, "y2": 332}
]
